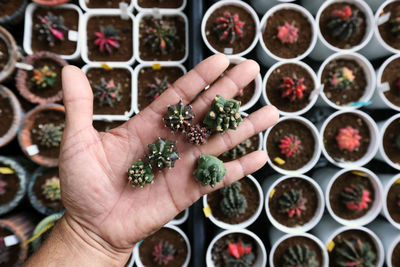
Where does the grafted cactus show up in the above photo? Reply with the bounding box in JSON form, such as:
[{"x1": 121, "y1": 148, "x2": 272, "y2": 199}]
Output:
[
  {"x1": 203, "y1": 95, "x2": 242, "y2": 134},
  {"x1": 0, "y1": 180, "x2": 7, "y2": 195},
  {"x1": 32, "y1": 65, "x2": 57, "y2": 88},
  {"x1": 279, "y1": 135, "x2": 302, "y2": 157},
  {"x1": 152, "y1": 241, "x2": 176, "y2": 265},
  {"x1": 148, "y1": 138, "x2": 180, "y2": 169},
  {"x1": 335, "y1": 238, "x2": 376, "y2": 267},
  {"x1": 193, "y1": 154, "x2": 226, "y2": 188},
  {"x1": 35, "y1": 12, "x2": 68, "y2": 46},
  {"x1": 42, "y1": 177, "x2": 61, "y2": 201},
  {"x1": 278, "y1": 189, "x2": 307, "y2": 218},
  {"x1": 163, "y1": 100, "x2": 195, "y2": 132},
  {"x1": 341, "y1": 184, "x2": 371, "y2": 212},
  {"x1": 143, "y1": 20, "x2": 177, "y2": 54},
  {"x1": 94, "y1": 25, "x2": 120, "y2": 53},
  {"x1": 281, "y1": 74, "x2": 306, "y2": 101},
  {"x1": 327, "y1": 6, "x2": 362, "y2": 41},
  {"x1": 146, "y1": 77, "x2": 171, "y2": 100},
  {"x1": 221, "y1": 139, "x2": 251, "y2": 160},
  {"x1": 283, "y1": 245, "x2": 319, "y2": 267},
  {"x1": 37, "y1": 123, "x2": 64, "y2": 148},
  {"x1": 329, "y1": 67, "x2": 355, "y2": 90},
  {"x1": 184, "y1": 124, "x2": 210, "y2": 145},
  {"x1": 336, "y1": 126, "x2": 361, "y2": 152},
  {"x1": 128, "y1": 160, "x2": 154, "y2": 188},
  {"x1": 214, "y1": 12, "x2": 245, "y2": 44},
  {"x1": 223, "y1": 240, "x2": 255, "y2": 267},
  {"x1": 277, "y1": 22, "x2": 299, "y2": 44},
  {"x1": 219, "y1": 181, "x2": 247, "y2": 217},
  {"x1": 94, "y1": 78, "x2": 122, "y2": 107}
]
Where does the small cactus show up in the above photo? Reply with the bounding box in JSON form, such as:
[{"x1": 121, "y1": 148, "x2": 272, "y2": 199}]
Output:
[
  {"x1": 329, "y1": 67, "x2": 355, "y2": 90},
  {"x1": 184, "y1": 124, "x2": 210, "y2": 145},
  {"x1": 152, "y1": 241, "x2": 176, "y2": 265},
  {"x1": 283, "y1": 245, "x2": 319, "y2": 267},
  {"x1": 281, "y1": 75, "x2": 307, "y2": 101},
  {"x1": 327, "y1": 6, "x2": 362, "y2": 41},
  {"x1": 219, "y1": 181, "x2": 247, "y2": 217},
  {"x1": 279, "y1": 135, "x2": 302, "y2": 158},
  {"x1": 35, "y1": 12, "x2": 68, "y2": 47},
  {"x1": 334, "y1": 238, "x2": 376, "y2": 267},
  {"x1": 163, "y1": 100, "x2": 195, "y2": 132},
  {"x1": 390, "y1": 14, "x2": 400, "y2": 38},
  {"x1": 203, "y1": 95, "x2": 242, "y2": 134},
  {"x1": 32, "y1": 65, "x2": 57, "y2": 89},
  {"x1": 146, "y1": 77, "x2": 171, "y2": 100},
  {"x1": 336, "y1": 126, "x2": 362, "y2": 152},
  {"x1": 193, "y1": 154, "x2": 226, "y2": 188},
  {"x1": 277, "y1": 22, "x2": 299, "y2": 44},
  {"x1": 0, "y1": 180, "x2": 7, "y2": 195},
  {"x1": 278, "y1": 189, "x2": 307, "y2": 218},
  {"x1": 143, "y1": 20, "x2": 177, "y2": 54},
  {"x1": 223, "y1": 240, "x2": 255, "y2": 267},
  {"x1": 214, "y1": 12, "x2": 245, "y2": 44},
  {"x1": 42, "y1": 177, "x2": 61, "y2": 201},
  {"x1": 148, "y1": 138, "x2": 180, "y2": 169},
  {"x1": 94, "y1": 78, "x2": 122, "y2": 107},
  {"x1": 94, "y1": 25, "x2": 120, "y2": 53},
  {"x1": 128, "y1": 160, "x2": 154, "y2": 188},
  {"x1": 221, "y1": 139, "x2": 251, "y2": 160},
  {"x1": 341, "y1": 184, "x2": 372, "y2": 212},
  {"x1": 36, "y1": 123, "x2": 64, "y2": 148}
]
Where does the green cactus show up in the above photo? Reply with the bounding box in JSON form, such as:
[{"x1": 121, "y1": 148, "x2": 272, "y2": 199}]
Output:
[
  {"x1": 193, "y1": 154, "x2": 226, "y2": 188},
  {"x1": 219, "y1": 181, "x2": 247, "y2": 217},
  {"x1": 334, "y1": 238, "x2": 376, "y2": 267},
  {"x1": 283, "y1": 245, "x2": 319, "y2": 267},
  {"x1": 221, "y1": 139, "x2": 251, "y2": 160},
  {"x1": 31, "y1": 65, "x2": 57, "y2": 88},
  {"x1": 143, "y1": 20, "x2": 177, "y2": 54},
  {"x1": 327, "y1": 6, "x2": 362, "y2": 41},
  {"x1": 163, "y1": 100, "x2": 195, "y2": 132},
  {"x1": 93, "y1": 78, "x2": 122, "y2": 107},
  {"x1": 278, "y1": 189, "x2": 307, "y2": 218},
  {"x1": 148, "y1": 138, "x2": 180, "y2": 169},
  {"x1": 223, "y1": 239, "x2": 255, "y2": 267},
  {"x1": 128, "y1": 160, "x2": 154, "y2": 188},
  {"x1": 203, "y1": 95, "x2": 242, "y2": 134},
  {"x1": 36, "y1": 123, "x2": 64, "y2": 148},
  {"x1": 41, "y1": 177, "x2": 61, "y2": 201}
]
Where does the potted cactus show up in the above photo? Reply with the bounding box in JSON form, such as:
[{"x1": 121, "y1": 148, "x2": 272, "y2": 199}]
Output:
[
  {"x1": 381, "y1": 173, "x2": 400, "y2": 231},
  {"x1": 0, "y1": 26, "x2": 18, "y2": 83},
  {"x1": 134, "y1": 0, "x2": 186, "y2": 11},
  {"x1": 0, "y1": 86, "x2": 23, "y2": 148},
  {"x1": 0, "y1": 0, "x2": 27, "y2": 26},
  {"x1": 31, "y1": 212, "x2": 63, "y2": 252}
]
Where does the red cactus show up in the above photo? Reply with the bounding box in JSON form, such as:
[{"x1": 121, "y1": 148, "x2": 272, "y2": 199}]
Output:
[
  {"x1": 341, "y1": 184, "x2": 371, "y2": 212},
  {"x1": 0, "y1": 180, "x2": 6, "y2": 195},
  {"x1": 277, "y1": 22, "x2": 299, "y2": 44},
  {"x1": 227, "y1": 240, "x2": 252, "y2": 259},
  {"x1": 152, "y1": 241, "x2": 175, "y2": 265},
  {"x1": 279, "y1": 189, "x2": 307, "y2": 218},
  {"x1": 281, "y1": 75, "x2": 307, "y2": 101},
  {"x1": 279, "y1": 135, "x2": 302, "y2": 157},
  {"x1": 214, "y1": 12, "x2": 245, "y2": 44},
  {"x1": 94, "y1": 25, "x2": 120, "y2": 53},
  {"x1": 336, "y1": 126, "x2": 361, "y2": 151},
  {"x1": 332, "y1": 6, "x2": 353, "y2": 20}
]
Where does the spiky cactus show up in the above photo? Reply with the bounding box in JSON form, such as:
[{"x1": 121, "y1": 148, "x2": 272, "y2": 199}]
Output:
[
  {"x1": 203, "y1": 95, "x2": 242, "y2": 134},
  {"x1": 163, "y1": 100, "x2": 195, "y2": 132},
  {"x1": 146, "y1": 77, "x2": 171, "y2": 100},
  {"x1": 341, "y1": 184, "x2": 371, "y2": 212},
  {"x1": 94, "y1": 25, "x2": 120, "y2": 53},
  {"x1": 336, "y1": 126, "x2": 362, "y2": 151},
  {"x1": 327, "y1": 6, "x2": 362, "y2": 41},
  {"x1": 278, "y1": 189, "x2": 307, "y2": 218},
  {"x1": 214, "y1": 12, "x2": 245, "y2": 44},
  {"x1": 37, "y1": 123, "x2": 64, "y2": 148},
  {"x1": 32, "y1": 65, "x2": 57, "y2": 89},
  {"x1": 0, "y1": 180, "x2": 7, "y2": 195},
  {"x1": 35, "y1": 12, "x2": 68, "y2": 46},
  {"x1": 279, "y1": 135, "x2": 302, "y2": 157},
  {"x1": 283, "y1": 245, "x2": 319, "y2": 267},
  {"x1": 42, "y1": 177, "x2": 61, "y2": 201},
  {"x1": 152, "y1": 241, "x2": 176, "y2": 265},
  {"x1": 221, "y1": 139, "x2": 251, "y2": 160},
  {"x1": 143, "y1": 20, "x2": 177, "y2": 54},
  {"x1": 334, "y1": 238, "x2": 376, "y2": 267},
  {"x1": 148, "y1": 138, "x2": 180, "y2": 169},
  {"x1": 193, "y1": 154, "x2": 226, "y2": 188},
  {"x1": 184, "y1": 124, "x2": 210, "y2": 145},
  {"x1": 94, "y1": 78, "x2": 122, "y2": 107},
  {"x1": 223, "y1": 240, "x2": 255, "y2": 267},
  {"x1": 281, "y1": 74, "x2": 306, "y2": 101},
  {"x1": 329, "y1": 67, "x2": 355, "y2": 90},
  {"x1": 390, "y1": 15, "x2": 400, "y2": 38},
  {"x1": 128, "y1": 160, "x2": 154, "y2": 188},
  {"x1": 277, "y1": 22, "x2": 299, "y2": 44},
  {"x1": 219, "y1": 181, "x2": 247, "y2": 217}
]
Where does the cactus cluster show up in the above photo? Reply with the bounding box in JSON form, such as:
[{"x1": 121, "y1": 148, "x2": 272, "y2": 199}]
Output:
[
  {"x1": 146, "y1": 77, "x2": 171, "y2": 100},
  {"x1": 329, "y1": 67, "x2": 355, "y2": 90},
  {"x1": 32, "y1": 65, "x2": 57, "y2": 89},
  {"x1": 341, "y1": 184, "x2": 371, "y2": 212},
  {"x1": 94, "y1": 25, "x2": 120, "y2": 54},
  {"x1": 281, "y1": 75, "x2": 306, "y2": 101},
  {"x1": 143, "y1": 20, "x2": 177, "y2": 54},
  {"x1": 163, "y1": 100, "x2": 195, "y2": 132},
  {"x1": 219, "y1": 181, "x2": 247, "y2": 217},
  {"x1": 42, "y1": 177, "x2": 61, "y2": 201},
  {"x1": 35, "y1": 12, "x2": 68, "y2": 47},
  {"x1": 152, "y1": 241, "x2": 176, "y2": 265},
  {"x1": 279, "y1": 135, "x2": 302, "y2": 158},
  {"x1": 184, "y1": 124, "x2": 210, "y2": 145},
  {"x1": 221, "y1": 139, "x2": 252, "y2": 160},
  {"x1": 278, "y1": 189, "x2": 307, "y2": 218},
  {"x1": 94, "y1": 78, "x2": 122, "y2": 107},
  {"x1": 277, "y1": 22, "x2": 299, "y2": 44},
  {"x1": 36, "y1": 123, "x2": 64, "y2": 148},
  {"x1": 0, "y1": 237, "x2": 9, "y2": 264},
  {"x1": 214, "y1": 12, "x2": 245, "y2": 44},
  {"x1": 334, "y1": 238, "x2": 376, "y2": 267},
  {"x1": 390, "y1": 14, "x2": 400, "y2": 38},
  {"x1": 193, "y1": 154, "x2": 226, "y2": 188},
  {"x1": 0, "y1": 180, "x2": 6, "y2": 195},
  {"x1": 128, "y1": 160, "x2": 154, "y2": 187},
  {"x1": 223, "y1": 240, "x2": 255, "y2": 267},
  {"x1": 327, "y1": 6, "x2": 362, "y2": 41},
  {"x1": 148, "y1": 138, "x2": 180, "y2": 169},
  {"x1": 336, "y1": 126, "x2": 361, "y2": 152},
  {"x1": 283, "y1": 245, "x2": 319, "y2": 267}
]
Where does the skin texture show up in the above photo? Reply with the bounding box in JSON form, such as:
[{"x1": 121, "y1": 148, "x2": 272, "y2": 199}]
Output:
[{"x1": 24, "y1": 54, "x2": 279, "y2": 266}]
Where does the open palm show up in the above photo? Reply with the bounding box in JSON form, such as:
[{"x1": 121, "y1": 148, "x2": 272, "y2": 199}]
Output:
[{"x1": 58, "y1": 54, "x2": 278, "y2": 261}]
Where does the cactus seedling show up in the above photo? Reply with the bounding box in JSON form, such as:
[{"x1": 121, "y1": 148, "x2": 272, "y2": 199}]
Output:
[
  {"x1": 0, "y1": 237, "x2": 9, "y2": 264},
  {"x1": 0, "y1": 180, "x2": 6, "y2": 195},
  {"x1": 221, "y1": 139, "x2": 251, "y2": 160},
  {"x1": 281, "y1": 74, "x2": 307, "y2": 101},
  {"x1": 341, "y1": 184, "x2": 371, "y2": 212},
  {"x1": 32, "y1": 65, "x2": 57, "y2": 89},
  {"x1": 327, "y1": 6, "x2": 362, "y2": 41},
  {"x1": 214, "y1": 12, "x2": 245, "y2": 44},
  {"x1": 283, "y1": 245, "x2": 319, "y2": 267},
  {"x1": 193, "y1": 154, "x2": 226, "y2": 188},
  {"x1": 279, "y1": 135, "x2": 302, "y2": 158},
  {"x1": 148, "y1": 138, "x2": 180, "y2": 169},
  {"x1": 220, "y1": 181, "x2": 247, "y2": 217},
  {"x1": 42, "y1": 177, "x2": 61, "y2": 201},
  {"x1": 329, "y1": 67, "x2": 355, "y2": 90},
  {"x1": 37, "y1": 123, "x2": 64, "y2": 148},
  {"x1": 184, "y1": 124, "x2": 210, "y2": 145},
  {"x1": 146, "y1": 77, "x2": 171, "y2": 100},
  {"x1": 35, "y1": 12, "x2": 68, "y2": 47},
  {"x1": 94, "y1": 78, "x2": 122, "y2": 107},
  {"x1": 334, "y1": 238, "x2": 376, "y2": 267},
  {"x1": 203, "y1": 95, "x2": 242, "y2": 134},
  {"x1": 128, "y1": 160, "x2": 154, "y2": 188},
  {"x1": 143, "y1": 20, "x2": 177, "y2": 54},
  {"x1": 336, "y1": 126, "x2": 362, "y2": 152},
  {"x1": 163, "y1": 100, "x2": 195, "y2": 132},
  {"x1": 223, "y1": 240, "x2": 255, "y2": 267},
  {"x1": 278, "y1": 189, "x2": 307, "y2": 218},
  {"x1": 152, "y1": 241, "x2": 176, "y2": 265},
  {"x1": 277, "y1": 22, "x2": 299, "y2": 44},
  {"x1": 94, "y1": 25, "x2": 120, "y2": 54}
]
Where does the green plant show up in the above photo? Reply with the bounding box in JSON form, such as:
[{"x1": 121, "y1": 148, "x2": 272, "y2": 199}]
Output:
[
  {"x1": 214, "y1": 12, "x2": 245, "y2": 44},
  {"x1": 335, "y1": 238, "x2": 376, "y2": 267},
  {"x1": 93, "y1": 78, "x2": 122, "y2": 107},
  {"x1": 128, "y1": 160, "x2": 154, "y2": 188},
  {"x1": 35, "y1": 12, "x2": 68, "y2": 47},
  {"x1": 219, "y1": 181, "x2": 247, "y2": 217},
  {"x1": 148, "y1": 138, "x2": 180, "y2": 169},
  {"x1": 193, "y1": 154, "x2": 226, "y2": 188},
  {"x1": 42, "y1": 177, "x2": 61, "y2": 201},
  {"x1": 283, "y1": 245, "x2": 319, "y2": 267},
  {"x1": 221, "y1": 139, "x2": 251, "y2": 160},
  {"x1": 146, "y1": 77, "x2": 171, "y2": 100},
  {"x1": 94, "y1": 25, "x2": 120, "y2": 53},
  {"x1": 37, "y1": 123, "x2": 64, "y2": 148},
  {"x1": 184, "y1": 124, "x2": 210, "y2": 145},
  {"x1": 327, "y1": 6, "x2": 362, "y2": 41},
  {"x1": 341, "y1": 184, "x2": 371, "y2": 212},
  {"x1": 203, "y1": 95, "x2": 242, "y2": 134},
  {"x1": 143, "y1": 20, "x2": 177, "y2": 54},
  {"x1": 31, "y1": 65, "x2": 57, "y2": 88},
  {"x1": 223, "y1": 240, "x2": 255, "y2": 267},
  {"x1": 163, "y1": 100, "x2": 195, "y2": 131},
  {"x1": 278, "y1": 189, "x2": 307, "y2": 218},
  {"x1": 329, "y1": 67, "x2": 355, "y2": 90},
  {"x1": 152, "y1": 241, "x2": 176, "y2": 265}
]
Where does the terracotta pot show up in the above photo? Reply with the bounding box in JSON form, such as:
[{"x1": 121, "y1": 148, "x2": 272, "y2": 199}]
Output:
[
  {"x1": 15, "y1": 51, "x2": 67, "y2": 105},
  {"x1": 0, "y1": 26, "x2": 18, "y2": 83},
  {"x1": 0, "y1": 85, "x2": 23, "y2": 148},
  {"x1": 0, "y1": 0, "x2": 28, "y2": 26},
  {"x1": 33, "y1": 0, "x2": 70, "y2": 5}
]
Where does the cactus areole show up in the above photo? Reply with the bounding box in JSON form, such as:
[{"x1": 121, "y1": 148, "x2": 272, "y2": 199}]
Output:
[
  {"x1": 341, "y1": 184, "x2": 372, "y2": 212},
  {"x1": 193, "y1": 154, "x2": 226, "y2": 188},
  {"x1": 334, "y1": 238, "x2": 376, "y2": 267},
  {"x1": 327, "y1": 6, "x2": 362, "y2": 41},
  {"x1": 282, "y1": 245, "x2": 319, "y2": 267},
  {"x1": 214, "y1": 12, "x2": 245, "y2": 44},
  {"x1": 148, "y1": 138, "x2": 180, "y2": 169},
  {"x1": 336, "y1": 126, "x2": 361, "y2": 152},
  {"x1": 277, "y1": 22, "x2": 299, "y2": 44},
  {"x1": 163, "y1": 100, "x2": 195, "y2": 132},
  {"x1": 184, "y1": 124, "x2": 210, "y2": 145},
  {"x1": 280, "y1": 74, "x2": 307, "y2": 101},
  {"x1": 223, "y1": 240, "x2": 255, "y2": 266}
]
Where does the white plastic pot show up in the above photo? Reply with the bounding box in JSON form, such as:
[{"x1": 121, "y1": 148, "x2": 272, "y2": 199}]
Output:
[
  {"x1": 310, "y1": 0, "x2": 374, "y2": 61},
  {"x1": 134, "y1": 224, "x2": 191, "y2": 267},
  {"x1": 313, "y1": 167, "x2": 383, "y2": 227},
  {"x1": 168, "y1": 208, "x2": 189, "y2": 226},
  {"x1": 201, "y1": 0, "x2": 260, "y2": 57},
  {"x1": 81, "y1": 9, "x2": 135, "y2": 65},
  {"x1": 79, "y1": 0, "x2": 135, "y2": 12},
  {"x1": 257, "y1": 3, "x2": 317, "y2": 67},
  {"x1": 317, "y1": 52, "x2": 375, "y2": 110},
  {"x1": 380, "y1": 173, "x2": 400, "y2": 230},
  {"x1": 376, "y1": 114, "x2": 400, "y2": 171},
  {"x1": 81, "y1": 63, "x2": 135, "y2": 121},
  {"x1": 134, "y1": 10, "x2": 188, "y2": 65},
  {"x1": 261, "y1": 60, "x2": 319, "y2": 116},
  {"x1": 250, "y1": 0, "x2": 295, "y2": 15},
  {"x1": 319, "y1": 110, "x2": 379, "y2": 168},
  {"x1": 263, "y1": 116, "x2": 321, "y2": 175},
  {"x1": 205, "y1": 228, "x2": 267, "y2": 267},
  {"x1": 134, "y1": 0, "x2": 186, "y2": 12},
  {"x1": 23, "y1": 3, "x2": 83, "y2": 61}
]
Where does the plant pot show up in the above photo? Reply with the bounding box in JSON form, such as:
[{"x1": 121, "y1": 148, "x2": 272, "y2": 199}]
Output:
[
  {"x1": 201, "y1": 0, "x2": 259, "y2": 57},
  {"x1": 319, "y1": 110, "x2": 379, "y2": 168},
  {"x1": 313, "y1": 167, "x2": 383, "y2": 227},
  {"x1": 134, "y1": 0, "x2": 186, "y2": 12},
  {"x1": 261, "y1": 60, "x2": 319, "y2": 116},
  {"x1": 263, "y1": 116, "x2": 321, "y2": 175},
  {"x1": 309, "y1": 0, "x2": 374, "y2": 61},
  {"x1": 15, "y1": 51, "x2": 68, "y2": 105},
  {"x1": 205, "y1": 228, "x2": 267, "y2": 267},
  {"x1": 134, "y1": 10, "x2": 188, "y2": 64},
  {"x1": 257, "y1": 3, "x2": 317, "y2": 67},
  {"x1": 79, "y1": 0, "x2": 134, "y2": 12},
  {"x1": 134, "y1": 224, "x2": 191, "y2": 267},
  {"x1": 18, "y1": 104, "x2": 65, "y2": 167},
  {"x1": 0, "y1": 26, "x2": 18, "y2": 83},
  {"x1": 0, "y1": 0, "x2": 28, "y2": 26},
  {"x1": 317, "y1": 52, "x2": 375, "y2": 110},
  {"x1": 82, "y1": 63, "x2": 135, "y2": 121},
  {"x1": 133, "y1": 63, "x2": 186, "y2": 113},
  {"x1": 33, "y1": 0, "x2": 70, "y2": 5},
  {"x1": 23, "y1": 3, "x2": 83, "y2": 61},
  {"x1": 376, "y1": 114, "x2": 400, "y2": 171},
  {"x1": 0, "y1": 85, "x2": 23, "y2": 148},
  {"x1": 31, "y1": 212, "x2": 63, "y2": 252},
  {"x1": 168, "y1": 208, "x2": 189, "y2": 226},
  {"x1": 93, "y1": 118, "x2": 128, "y2": 132},
  {"x1": 81, "y1": 9, "x2": 135, "y2": 65},
  {"x1": 381, "y1": 173, "x2": 400, "y2": 231},
  {"x1": 0, "y1": 156, "x2": 27, "y2": 216},
  {"x1": 250, "y1": 0, "x2": 295, "y2": 15},
  {"x1": 202, "y1": 175, "x2": 264, "y2": 230}
]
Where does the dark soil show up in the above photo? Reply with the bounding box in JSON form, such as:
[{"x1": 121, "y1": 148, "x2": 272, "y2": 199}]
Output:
[
  {"x1": 0, "y1": 0, "x2": 23, "y2": 18},
  {"x1": 321, "y1": 59, "x2": 367, "y2": 106},
  {"x1": 267, "y1": 120, "x2": 315, "y2": 170},
  {"x1": 87, "y1": 16, "x2": 133, "y2": 62},
  {"x1": 205, "y1": 5, "x2": 256, "y2": 55},
  {"x1": 174, "y1": 210, "x2": 185, "y2": 221},
  {"x1": 31, "y1": 7, "x2": 79, "y2": 55},
  {"x1": 387, "y1": 182, "x2": 400, "y2": 224},
  {"x1": 0, "y1": 226, "x2": 21, "y2": 267},
  {"x1": 266, "y1": 63, "x2": 314, "y2": 113},
  {"x1": 33, "y1": 168, "x2": 63, "y2": 212},
  {"x1": 207, "y1": 176, "x2": 260, "y2": 225},
  {"x1": 329, "y1": 171, "x2": 375, "y2": 220},
  {"x1": 87, "y1": 0, "x2": 130, "y2": 8},
  {"x1": 138, "y1": 0, "x2": 183, "y2": 8},
  {"x1": 262, "y1": 9, "x2": 312, "y2": 59},
  {"x1": 0, "y1": 163, "x2": 19, "y2": 206},
  {"x1": 381, "y1": 57, "x2": 400, "y2": 107},
  {"x1": 219, "y1": 135, "x2": 259, "y2": 162},
  {"x1": 383, "y1": 118, "x2": 400, "y2": 166},
  {"x1": 86, "y1": 68, "x2": 131, "y2": 116},
  {"x1": 93, "y1": 120, "x2": 125, "y2": 132},
  {"x1": 323, "y1": 113, "x2": 370, "y2": 162},
  {"x1": 378, "y1": 1, "x2": 400, "y2": 50},
  {"x1": 0, "y1": 38, "x2": 10, "y2": 73},
  {"x1": 319, "y1": 3, "x2": 367, "y2": 49},
  {"x1": 0, "y1": 92, "x2": 13, "y2": 138},
  {"x1": 393, "y1": 241, "x2": 400, "y2": 267},
  {"x1": 139, "y1": 227, "x2": 188, "y2": 267},
  {"x1": 269, "y1": 177, "x2": 318, "y2": 228}
]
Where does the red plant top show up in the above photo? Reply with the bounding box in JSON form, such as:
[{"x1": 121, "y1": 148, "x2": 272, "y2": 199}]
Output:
[
  {"x1": 280, "y1": 135, "x2": 302, "y2": 157},
  {"x1": 227, "y1": 240, "x2": 252, "y2": 259},
  {"x1": 152, "y1": 241, "x2": 175, "y2": 265},
  {"x1": 94, "y1": 25, "x2": 120, "y2": 54},
  {"x1": 281, "y1": 75, "x2": 307, "y2": 101},
  {"x1": 332, "y1": 5, "x2": 353, "y2": 20},
  {"x1": 277, "y1": 22, "x2": 299, "y2": 44},
  {"x1": 215, "y1": 12, "x2": 245, "y2": 44},
  {"x1": 39, "y1": 16, "x2": 65, "y2": 40},
  {"x1": 336, "y1": 126, "x2": 361, "y2": 151},
  {"x1": 343, "y1": 184, "x2": 372, "y2": 212}
]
